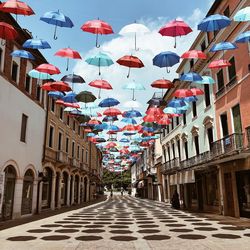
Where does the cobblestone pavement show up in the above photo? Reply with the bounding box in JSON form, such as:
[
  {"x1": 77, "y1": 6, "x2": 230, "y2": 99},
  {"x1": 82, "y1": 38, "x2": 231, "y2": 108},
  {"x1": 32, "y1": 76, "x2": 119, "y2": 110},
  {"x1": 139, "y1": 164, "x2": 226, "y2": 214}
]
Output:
[{"x1": 1, "y1": 195, "x2": 250, "y2": 250}]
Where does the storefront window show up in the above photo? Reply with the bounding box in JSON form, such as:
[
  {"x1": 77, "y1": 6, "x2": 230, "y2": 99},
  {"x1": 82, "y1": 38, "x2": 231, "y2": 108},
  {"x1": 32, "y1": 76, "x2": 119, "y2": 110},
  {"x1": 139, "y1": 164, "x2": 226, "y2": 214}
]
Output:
[{"x1": 205, "y1": 172, "x2": 219, "y2": 206}]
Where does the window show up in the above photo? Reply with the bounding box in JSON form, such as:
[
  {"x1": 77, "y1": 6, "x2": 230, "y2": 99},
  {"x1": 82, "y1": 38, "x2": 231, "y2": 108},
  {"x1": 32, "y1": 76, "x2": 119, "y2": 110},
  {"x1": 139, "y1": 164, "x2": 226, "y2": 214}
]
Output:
[
  {"x1": 192, "y1": 101, "x2": 197, "y2": 117},
  {"x1": 73, "y1": 121, "x2": 76, "y2": 131},
  {"x1": 59, "y1": 107, "x2": 63, "y2": 120},
  {"x1": 204, "y1": 84, "x2": 210, "y2": 107},
  {"x1": 11, "y1": 61, "x2": 18, "y2": 82},
  {"x1": 20, "y1": 114, "x2": 28, "y2": 142},
  {"x1": 86, "y1": 151, "x2": 88, "y2": 163},
  {"x1": 77, "y1": 145, "x2": 80, "y2": 159},
  {"x1": 220, "y1": 113, "x2": 229, "y2": 137},
  {"x1": 67, "y1": 116, "x2": 70, "y2": 126},
  {"x1": 167, "y1": 146, "x2": 171, "y2": 161},
  {"x1": 177, "y1": 140, "x2": 181, "y2": 159},
  {"x1": 184, "y1": 141, "x2": 188, "y2": 160},
  {"x1": 194, "y1": 135, "x2": 200, "y2": 155},
  {"x1": 232, "y1": 104, "x2": 242, "y2": 133},
  {"x1": 66, "y1": 137, "x2": 69, "y2": 153},
  {"x1": 223, "y1": 6, "x2": 230, "y2": 17},
  {"x1": 172, "y1": 143, "x2": 176, "y2": 159},
  {"x1": 190, "y1": 59, "x2": 194, "y2": 70},
  {"x1": 207, "y1": 127, "x2": 214, "y2": 150},
  {"x1": 228, "y1": 57, "x2": 236, "y2": 83},
  {"x1": 176, "y1": 116, "x2": 179, "y2": 126},
  {"x1": 72, "y1": 141, "x2": 75, "y2": 157},
  {"x1": 82, "y1": 148, "x2": 84, "y2": 162},
  {"x1": 163, "y1": 147, "x2": 167, "y2": 162},
  {"x1": 49, "y1": 126, "x2": 54, "y2": 148},
  {"x1": 36, "y1": 85, "x2": 41, "y2": 101},
  {"x1": 166, "y1": 125, "x2": 170, "y2": 134},
  {"x1": 58, "y1": 132, "x2": 62, "y2": 151},
  {"x1": 51, "y1": 98, "x2": 55, "y2": 112},
  {"x1": 183, "y1": 112, "x2": 186, "y2": 125},
  {"x1": 171, "y1": 118, "x2": 174, "y2": 130},
  {"x1": 201, "y1": 40, "x2": 206, "y2": 52},
  {"x1": 217, "y1": 69, "x2": 224, "y2": 91},
  {"x1": 25, "y1": 74, "x2": 31, "y2": 93}
]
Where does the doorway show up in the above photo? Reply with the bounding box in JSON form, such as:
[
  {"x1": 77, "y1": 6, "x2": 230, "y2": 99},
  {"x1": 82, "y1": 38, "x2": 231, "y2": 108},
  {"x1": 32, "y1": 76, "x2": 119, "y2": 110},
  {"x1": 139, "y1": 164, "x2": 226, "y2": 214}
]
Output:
[{"x1": 224, "y1": 173, "x2": 235, "y2": 216}]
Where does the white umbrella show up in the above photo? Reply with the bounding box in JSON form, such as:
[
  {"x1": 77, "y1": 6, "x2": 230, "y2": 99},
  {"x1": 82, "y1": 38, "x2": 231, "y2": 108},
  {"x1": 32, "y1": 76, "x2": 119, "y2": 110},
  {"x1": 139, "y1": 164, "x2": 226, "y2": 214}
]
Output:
[{"x1": 119, "y1": 23, "x2": 150, "y2": 51}]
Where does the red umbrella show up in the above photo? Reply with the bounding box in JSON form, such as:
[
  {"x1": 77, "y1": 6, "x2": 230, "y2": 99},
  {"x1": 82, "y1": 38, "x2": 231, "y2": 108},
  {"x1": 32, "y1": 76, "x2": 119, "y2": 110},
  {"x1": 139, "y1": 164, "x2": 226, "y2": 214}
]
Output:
[
  {"x1": 143, "y1": 115, "x2": 156, "y2": 122},
  {"x1": 120, "y1": 148, "x2": 130, "y2": 154},
  {"x1": 159, "y1": 20, "x2": 192, "y2": 48},
  {"x1": 103, "y1": 108, "x2": 122, "y2": 116},
  {"x1": 117, "y1": 55, "x2": 144, "y2": 78},
  {"x1": 50, "y1": 81, "x2": 72, "y2": 92},
  {"x1": 208, "y1": 59, "x2": 231, "y2": 69},
  {"x1": 122, "y1": 124, "x2": 137, "y2": 131},
  {"x1": 156, "y1": 114, "x2": 171, "y2": 125},
  {"x1": 81, "y1": 19, "x2": 114, "y2": 48},
  {"x1": 173, "y1": 89, "x2": 194, "y2": 98},
  {"x1": 87, "y1": 119, "x2": 101, "y2": 125},
  {"x1": 36, "y1": 63, "x2": 61, "y2": 75},
  {"x1": 55, "y1": 99, "x2": 64, "y2": 105},
  {"x1": 146, "y1": 107, "x2": 164, "y2": 116},
  {"x1": 190, "y1": 88, "x2": 204, "y2": 96},
  {"x1": 0, "y1": 22, "x2": 17, "y2": 44},
  {"x1": 0, "y1": 0, "x2": 34, "y2": 18},
  {"x1": 181, "y1": 50, "x2": 207, "y2": 59},
  {"x1": 88, "y1": 79, "x2": 113, "y2": 98},
  {"x1": 41, "y1": 82, "x2": 55, "y2": 91},
  {"x1": 54, "y1": 48, "x2": 82, "y2": 71},
  {"x1": 151, "y1": 79, "x2": 174, "y2": 89},
  {"x1": 64, "y1": 102, "x2": 80, "y2": 108},
  {"x1": 105, "y1": 142, "x2": 117, "y2": 149}
]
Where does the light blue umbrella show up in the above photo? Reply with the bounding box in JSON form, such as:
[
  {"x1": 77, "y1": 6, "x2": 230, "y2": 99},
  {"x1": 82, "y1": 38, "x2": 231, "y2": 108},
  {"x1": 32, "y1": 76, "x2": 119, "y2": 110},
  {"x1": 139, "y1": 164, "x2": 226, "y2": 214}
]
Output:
[
  {"x1": 11, "y1": 50, "x2": 35, "y2": 60},
  {"x1": 198, "y1": 14, "x2": 231, "y2": 32},
  {"x1": 121, "y1": 118, "x2": 137, "y2": 124},
  {"x1": 234, "y1": 6, "x2": 250, "y2": 22},
  {"x1": 195, "y1": 76, "x2": 215, "y2": 84},
  {"x1": 182, "y1": 96, "x2": 198, "y2": 103},
  {"x1": 120, "y1": 138, "x2": 129, "y2": 143},
  {"x1": 87, "y1": 132, "x2": 96, "y2": 137},
  {"x1": 210, "y1": 42, "x2": 237, "y2": 52},
  {"x1": 123, "y1": 82, "x2": 145, "y2": 101},
  {"x1": 180, "y1": 72, "x2": 203, "y2": 82},
  {"x1": 236, "y1": 31, "x2": 250, "y2": 43},
  {"x1": 23, "y1": 38, "x2": 51, "y2": 49},
  {"x1": 168, "y1": 99, "x2": 187, "y2": 108},
  {"x1": 28, "y1": 69, "x2": 51, "y2": 80},
  {"x1": 85, "y1": 52, "x2": 114, "y2": 75},
  {"x1": 48, "y1": 91, "x2": 65, "y2": 99}
]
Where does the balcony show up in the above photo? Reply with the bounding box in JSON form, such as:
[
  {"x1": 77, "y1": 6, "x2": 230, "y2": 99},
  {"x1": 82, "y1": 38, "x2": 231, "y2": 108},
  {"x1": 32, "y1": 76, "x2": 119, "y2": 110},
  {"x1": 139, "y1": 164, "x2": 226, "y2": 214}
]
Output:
[
  {"x1": 69, "y1": 158, "x2": 80, "y2": 168},
  {"x1": 56, "y1": 151, "x2": 70, "y2": 165},
  {"x1": 160, "y1": 158, "x2": 180, "y2": 174},
  {"x1": 80, "y1": 162, "x2": 89, "y2": 172},
  {"x1": 226, "y1": 76, "x2": 237, "y2": 91},
  {"x1": 215, "y1": 86, "x2": 225, "y2": 99},
  {"x1": 45, "y1": 147, "x2": 57, "y2": 162}
]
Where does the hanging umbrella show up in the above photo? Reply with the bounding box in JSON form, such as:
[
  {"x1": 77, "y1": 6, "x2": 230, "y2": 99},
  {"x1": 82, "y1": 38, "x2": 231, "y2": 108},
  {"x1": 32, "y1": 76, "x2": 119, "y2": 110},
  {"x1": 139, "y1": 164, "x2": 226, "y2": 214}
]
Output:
[
  {"x1": 190, "y1": 88, "x2": 204, "y2": 96},
  {"x1": 55, "y1": 47, "x2": 82, "y2": 71},
  {"x1": 143, "y1": 115, "x2": 156, "y2": 123},
  {"x1": 40, "y1": 10, "x2": 74, "y2": 40},
  {"x1": 210, "y1": 41, "x2": 237, "y2": 59},
  {"x1": 98, "y1": 97, "x2": 120, "y2": 107},
  {"x1": 147, "y1": 97, "x2": 167, "y2": 106},
  {"x1": 103, "y1": 108, "x2": 122, "y2": 116},
  {"x1": 95, "y1": 123, "x2": 108, "y2": 130},
  {"x1": 119, "y1": 22, "x2": 150, "y2": 51},
  {"x1": 181, "y1": 50, "x2": 207, "y2": 59},
  {"x1": 23, "y1": 38, "x2": 51, "y2": 49},
  {"x1": 36, "y1": 63, "x2": 61, "y2": 75},
  {"x1": 81, "y1": 19, "x2": 114, "y2": 48},
  {"x1": 235, "y1": 31, "x2": 250, "y2": 43},
  {"x1": 234, "y1": 6, "x2": 250, "y2": 22},
  {"x1": 61, "y1": 74, "x2": 85, "y2": 84},
  {"x1": 121, "y1": 118, "x2": 137, "y2": 124},
  {"x1": 102, "y1": 116, "x2": 118, "y2": 122},
  {"x1": 156, "y1": 114, "x2": 171, "y2": 125},
  {"x1": 62, "y1": 92, "x2": 77, "y2": 103},
  {"x1": 0, "y1": 0, "x2": 34, "y2": 19},
  {"x1": 151, "y1": 79, "x2": 174, "y2": 89},
  {"x1": 168, "y1": 99, "x2": 187, "y2": 108},
  {"x1": 28, "y1": 69, "x2": 51, "y2": 80},
  {"x1": 50, "y1": 81, "x2": 72, "y2": 92},
  {"x1": 122, "y1": 124, "x2": 137, "y2": 131},
  {"x1": 195, "y1": 76, "x2": 215, "y2": 84},
  {"x1": 11, "y1": 49, "x2": 34, "y2": 60},
  {"x1": 85, "y1": 51, "x2": 114, "y2": 75},
  {"x1": 208, "y1": 59, "x2": 231, "y2": 69},
  {"x1": 117, "y1": 55, "x2": 144, "y2": 78},
  {"x1": 180, "y1": 72, "x2": 203, "y2": 82},
  {"x1": 146, "y1": 107, "x2": 164, "y2": 116},
  {"x1": 159, "y1": 20, "x2": 192, "y2": 48},
  {"x1": 41, "y1": 82, "x2": 55, "y2": 91},
  {"x1": 153, "y1": 51, "x2": 180, "y2": 73},
  {"x1": 183, "y1": 96, "x2": 198, "y2": 102},
  {"x1": 75, "y1": 91, "x2": 96, "y2": 103},
  {"x1": 89, "y1": 79, "x2": 113, "y2": 98},
  {"x1": 48, "y1": 91, "x2": 65, "y2": 99},
  {"x1": 122, "y1": 81, "x2": 145, "y2": 101},
  {"x1": 123, "y1": 109, "x2": 142, "y2": 118},
  {"x1": 173, "y1": 89, "x2": 194, "y2": 98},
  {"x1": 198, "y1": 14, "x2": 231, "y2": 32},
  {"x1": 0, "y1": 22, "x2": 17, "y2": 45}
]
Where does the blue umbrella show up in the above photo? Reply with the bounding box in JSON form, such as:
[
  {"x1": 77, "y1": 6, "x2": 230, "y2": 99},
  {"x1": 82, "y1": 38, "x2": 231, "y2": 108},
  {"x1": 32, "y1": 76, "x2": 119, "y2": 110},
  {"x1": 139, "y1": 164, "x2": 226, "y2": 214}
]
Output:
[
  {"x1": 198, "y1": 14, "x2": 231, "y2": 32},
  {"x1": 11, "y1": 50, "x2": 35, "y2": 60},
  {"x1": 121, "y1": 118, "x2": 137, "y2": 124},
  {"x1": 107, "y1": 124, "x2": 120, "y2": 131},
  {"x1": 234, "y1": 6, "x2": 250, "y2": 22},
  {"x1": 123, "y1": 109, "x2": 142, "y2": 118},
  {"x1": 153, "y1": 51, "x2": 180, "y2": 73},
  {"x1": 180, "y1": 72, "x2": 203, "y2": 82},
  {"x1": 120, "y1": 138, "x2": 129, "y2": 143},
  {"x1": 85, "y1": 52, "x2": 114, "y2": 75},
  {"x1": 95, "y1": 123, "x2": 108, "y2": 130},
  {"x1": 123, "y1": 131, "x2": 137, "y2": 136},
  {"x1": 168, "y1": 99, "x2": 187, "y2": 108},
  {"x1": 210, "y1": 42, "x2": 237, "y2": 54},
  {"x1": 23, "y1": 38, "x2": 51, "y2": 49},
  {"x1": 236, "y1": 31, "x2": 250, "y2": 43},
  {"x1": 62, "y1": 92, "x2": 77, "y2": 103},
  {"x1": 182, "y1": 96, "x2": 198, "y2": 102},
  {"x1": 87, "y1": 132, "x2": 96, "y2": 137},
  {"x1": 48, "y1": 91, "x2": 65, "y2": 99},
  {"x1": 28, "y1": 69, "x2": 51, "y2": 80},
  {"x1": 99, "y1": 98, "x2": 120, "y2": 107},
  {"x1": 40, "y1": 10, "x2": 74, "y2": 40}
]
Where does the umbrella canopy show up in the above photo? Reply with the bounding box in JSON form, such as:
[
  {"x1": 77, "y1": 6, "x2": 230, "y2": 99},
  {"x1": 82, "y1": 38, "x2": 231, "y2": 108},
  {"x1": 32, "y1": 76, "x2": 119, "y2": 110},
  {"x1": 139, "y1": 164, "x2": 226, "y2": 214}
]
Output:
[
  {"x1": 123, "y1": 109, "x2": 142, "y2": 118},
  {"x1": 208, "y1": 59, "x2": 231, "y2": 69},
  {"x1": 153, "y1": 51, "x2": 180, "y2": 73},
  {"x1": 75, "y1": 91, "x2": 96, "y2": 103},
  {"x1": 173, "y1": 89, "x2": 194, "y2": 98},
  {"x1": 119, "y1": 22, "x2": 150, "y2": 50},
  {"x1": 23, "y1": 38, "x2": 51, "y2": 49},
  {"x1": 121, "y1": 118, "x2": 137, "y2": 124},
  {"x1": 81, "y1": 19, "x2": 114, "y2": 47},
  {"x1": 61, "y1": 74, "x2": 85, "y2": 84},
  {"x1": 50, "y1": 81, "x2": 72, "y2": 92},
  {"x1": 48, "y1": 91, "x2": 64, "y2": 99},
  {"x1": 180, "y1": 72, "x2": 203, "y2": 82},
  {"x1": 99, "y1": 97, "x2": 120, "y2": 107},
  {"x1": 147, "y1": 97, "x2": 167, "y2": 106},
  {"x1": 195, "y1": 76, "x2": 215, "y2": 84},
  {"x1": 198, "y1": 14, "x2": 231, "y2": 32},
  {"x1": 151, "y1": 79, "x2": 174, "y2": 89},
  {"x1": 117, "y1": 55, "x2": 144, "y2": 78},
  {"x1": 234, "y1": 6, "x2": 250, "y2": 22},
  {"x1": 28, "y1": 69, "x2": 51, "y2": 80},
  {"x1": 0, "y1": 22, "x2": 17, "y2": 43},
  {"x1": 146, "y1": 107, "x2": 164, "y2": 116},
  {"x1": 183, "y1": 96, "x2": 198, "y2": 102},
  {"x1": 55, "y1": 47, "x2": 82, "y2": 71},
  {"x1": 85, "y1": 52, "x2": 114, "y2": 75},
  {"x1": 168, "y1": 99, "x2": 187, "y2": 108},
  {"x1": 62, "y1": 92, "x2": 77, "y2": 103},
  {"x1": 36, "y1": 63, "x2": 61, "y2": 75},
  {"x1": 190, "y1": 88, "x2": 204, "y2": 96},
  {"x1": 159, "y1": 20, "x2": 192, "y2": 47},
  {"x1": 102, "y1": 116, "x2": 118, "y2": 122},
  {"x1": 181, "y1": 50, "x2": 206, "y2": 59},
  {"x1": 210, "y1": 42, "x2": 237, "y2": 52},
  {"x1": 0, "y1": 0, "x2": 34, "y2": 17},
  {"x1": 41, "y1": 82, "x2": 55, "y2": 91},
  {"x1": 235, "y1": 31, "x2": 250, "y2": 43},
  {"x1": 123, "y1": 81, "x2": 145, "y2": 101},
  {"x1": 89, "y1": 79, "x2": 113, "y2": 98},
  {"x1": 103, "y1": 108, "x2": 122, "y2": 116},
  {"x1": 156, "y1": 114, "x2": 171, "y2": 125},
  {"x1": 40, "y1": 10, "x2": 74, "y2": 40},
  {"x1": 11, "y1": 49, "x2": 34, "y2": 60}
]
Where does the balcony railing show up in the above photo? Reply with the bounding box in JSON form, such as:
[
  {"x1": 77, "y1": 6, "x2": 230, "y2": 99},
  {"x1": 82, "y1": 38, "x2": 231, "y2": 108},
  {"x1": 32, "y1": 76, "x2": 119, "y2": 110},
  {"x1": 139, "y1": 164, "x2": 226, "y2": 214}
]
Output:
[
  {"x1": 161, "y1": 133, "x2": 243, "y2": 174},
  {"x1": 56, "y1": 151, "x2": 70, "y2": 165},
  {"x1": 246, "y1": 126, "x2": 250, "y2": 148},
  {"x1": 226, "y1": 76, "x2": 237, "y2": 90},
  {"x1": 80, "y1": 162, "x2": 89, "y2": 172},
  {"x1": 215, "y1": 86, "x2": 225, "y2": 98}
]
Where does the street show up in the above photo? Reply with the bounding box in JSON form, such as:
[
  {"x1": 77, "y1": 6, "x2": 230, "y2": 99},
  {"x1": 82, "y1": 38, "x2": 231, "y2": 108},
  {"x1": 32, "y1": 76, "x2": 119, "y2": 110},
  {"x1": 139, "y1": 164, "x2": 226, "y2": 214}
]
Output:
[{"x1": 0, "y1": 195, "x2": 250, "y2": 250}]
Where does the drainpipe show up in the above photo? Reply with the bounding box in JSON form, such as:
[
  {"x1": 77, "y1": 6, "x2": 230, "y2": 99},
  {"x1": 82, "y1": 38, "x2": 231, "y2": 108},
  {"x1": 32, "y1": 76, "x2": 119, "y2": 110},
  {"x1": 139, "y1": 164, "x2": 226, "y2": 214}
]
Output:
[{"x1": 42, "y1": 92, "x2": 49, "y2": 162}]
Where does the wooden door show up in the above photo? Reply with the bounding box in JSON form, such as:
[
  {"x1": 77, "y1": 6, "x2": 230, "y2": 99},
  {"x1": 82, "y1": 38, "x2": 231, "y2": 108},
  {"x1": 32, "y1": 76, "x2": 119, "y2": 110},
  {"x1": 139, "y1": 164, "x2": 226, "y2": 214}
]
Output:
[{"x1": 224, "y1": 173, "x2": 235, "y2": 216}]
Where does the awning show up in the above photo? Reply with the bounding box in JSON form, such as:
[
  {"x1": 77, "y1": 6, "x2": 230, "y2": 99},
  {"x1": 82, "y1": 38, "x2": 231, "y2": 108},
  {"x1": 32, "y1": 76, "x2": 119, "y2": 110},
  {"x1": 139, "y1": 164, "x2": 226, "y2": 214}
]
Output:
[{"x1": 170, "y1": 170, "x2": 195, "y2": 185}]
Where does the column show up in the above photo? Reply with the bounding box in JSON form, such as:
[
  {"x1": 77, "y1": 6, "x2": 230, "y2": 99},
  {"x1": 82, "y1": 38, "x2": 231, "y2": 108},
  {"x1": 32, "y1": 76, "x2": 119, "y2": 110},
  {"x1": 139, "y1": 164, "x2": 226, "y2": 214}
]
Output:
[
  {"x1": 12, "y1": 178, "x2": 23, "y2": 219},
  {"x1": 66, "y1": 175, "x2": 71, "y2": 206},
  {"x1": 32, "y1": 180, "x2": 38, "y2": 214},
  {"x1": 167, "y1": 175, "x2": 171, "y2": 203},
  {"x1": 218, "y1": 165, "x2": 225, "y2": 215},
  {"x1": 162, "y1": 174, "x2": 166, "y2": 202},
  {"x1": 77, "y1": 178, "x2": 81, "y2": 204},
  {"x1": 50, "y1": 173, "x2": 56, "y2": 210},
  {"x1": 57, "y1": 174, "x2": 62, "y2": 209},
  {"x1": 232, "y1": 170, "x2": 240, "y2": 217},
  {"x1": 71, "y1": 175, "x2": 75, "y2": 205}
]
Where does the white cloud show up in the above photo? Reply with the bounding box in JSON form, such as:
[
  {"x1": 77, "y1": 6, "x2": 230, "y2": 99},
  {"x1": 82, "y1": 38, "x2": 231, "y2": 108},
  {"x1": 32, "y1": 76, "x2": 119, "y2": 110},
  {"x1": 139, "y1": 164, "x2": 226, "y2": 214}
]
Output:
[{"x1": 73, "y1": 8, "x2": 204, "y2": 114}]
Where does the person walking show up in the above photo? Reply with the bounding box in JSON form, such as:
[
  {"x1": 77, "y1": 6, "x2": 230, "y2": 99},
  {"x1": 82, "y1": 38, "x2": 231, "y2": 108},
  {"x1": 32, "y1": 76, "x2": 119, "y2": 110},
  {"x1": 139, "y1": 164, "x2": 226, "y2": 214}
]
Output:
[{"x1": 110, "y1": 189, "x2": 113, "y2": 198}]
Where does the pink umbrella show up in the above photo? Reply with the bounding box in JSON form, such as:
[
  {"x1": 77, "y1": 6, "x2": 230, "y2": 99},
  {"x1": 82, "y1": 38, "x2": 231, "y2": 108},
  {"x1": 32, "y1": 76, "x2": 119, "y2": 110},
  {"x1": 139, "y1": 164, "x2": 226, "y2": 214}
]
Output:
[
  {"x1": 208, "y1": 59, "x2": 231, "y2": 69},
  {"x1": 181, "y1": 50, "x2": 207, "y2": 59},
  {"x1": 159, "y1": 20, "x2": 192, "y2": 48}
]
